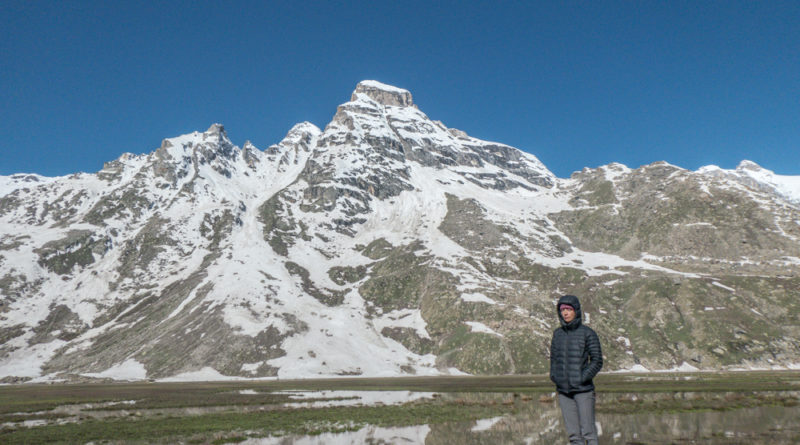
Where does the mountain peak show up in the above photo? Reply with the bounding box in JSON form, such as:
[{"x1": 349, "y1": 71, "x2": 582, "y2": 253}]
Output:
[
  {"x1": 351, "y1": 80, "x2": 414, "y2": 107},
  {"x1": 288, "y1": 121, "x2": 322, "y2": 136},
  {"x1": 201, "y1": 123, "x2": 234, "y2": 148},
  {"x1": 206, "y1": 123, "x2": 225, "y2": 133},
  {"x1": 204, "y1": 123, "x2": 227, "y2": 138},
  {"x1": 736, "y1": 160, "x2": 762, "y2": 172}
]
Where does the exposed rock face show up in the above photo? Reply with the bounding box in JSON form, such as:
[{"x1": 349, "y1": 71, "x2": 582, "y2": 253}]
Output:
[
  {"x1": 352, "y1": 80, "x2": 415, "y2": 107},
  {"x1": 0, "y1": 81, "x2": 799, "y2": 382}
]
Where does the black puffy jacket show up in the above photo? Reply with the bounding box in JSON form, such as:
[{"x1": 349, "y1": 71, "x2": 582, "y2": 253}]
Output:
[{"x1": 549, "y1": 295, "x2": 603, "y2": 394}]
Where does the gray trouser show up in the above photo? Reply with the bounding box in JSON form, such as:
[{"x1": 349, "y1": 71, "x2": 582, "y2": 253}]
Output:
[{"x1": 558, "y1": 391, "x2": 598, "y2": 445}]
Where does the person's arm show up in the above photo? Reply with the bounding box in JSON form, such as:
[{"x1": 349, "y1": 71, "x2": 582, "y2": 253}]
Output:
[{"x1": 582, "y1": 329, "x2": 603, "y2": 383}]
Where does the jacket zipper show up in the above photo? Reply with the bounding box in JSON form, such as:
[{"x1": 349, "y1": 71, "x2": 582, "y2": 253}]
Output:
[{"x1": 562, "y1": 328, "x2": 570, "y2": 388}]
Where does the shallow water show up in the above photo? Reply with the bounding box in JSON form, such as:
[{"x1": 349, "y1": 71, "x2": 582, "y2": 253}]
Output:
[
  {"x1": 275, "y1": 389, "x2": 436, "y2": 408},
  {"x1": 244, "y1": 391, "x2": 800, "y2": 444},
  {"x1": 241, "y1": 425, "x2": 431, "y2": 445}
]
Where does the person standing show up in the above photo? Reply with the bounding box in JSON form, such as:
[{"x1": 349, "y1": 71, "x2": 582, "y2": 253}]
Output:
[{"x1": 549, "y1": 294, "x2": 603, "y2": 444}]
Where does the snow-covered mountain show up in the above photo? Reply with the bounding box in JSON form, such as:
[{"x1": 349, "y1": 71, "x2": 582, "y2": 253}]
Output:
[
  {"x1": 699, "y1": 160, "x2": 800, "y2": 204},
  {"x1": 1, "y1": 81, "x2": 799, "y2": 383}
]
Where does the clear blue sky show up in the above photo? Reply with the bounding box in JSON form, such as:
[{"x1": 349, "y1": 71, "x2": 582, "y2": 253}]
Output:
[{"x1": 1, "y1": 1, "x2": 798, "y2": 178}]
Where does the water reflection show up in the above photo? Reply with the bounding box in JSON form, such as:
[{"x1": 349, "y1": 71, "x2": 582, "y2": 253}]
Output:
[
  {"x1": 244, "y1": 391, "x2": 800, "y2": 444},
  {"x1": 600, "y1": 403, "x2": 800, "y2": 444},
  {"x1": 241, "y1": 425, "x2": 431, "y2": 444},
  {"x1": 276, "y1": 390, "x2": 435, "y2": 408}
]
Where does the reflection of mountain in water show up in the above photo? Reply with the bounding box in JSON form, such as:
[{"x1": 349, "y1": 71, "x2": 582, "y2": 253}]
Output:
[
  {"x1": 601, "y1": 401, "x2": 800, "y2": 444},
  {"x1": 430, "y1": 391, "x2": 800, "y2": 444},
  {"x1": 247, "y1": 391, "x2": 800, "y2": 444}
]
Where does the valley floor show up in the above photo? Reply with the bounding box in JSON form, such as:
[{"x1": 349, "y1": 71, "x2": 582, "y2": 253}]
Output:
[{"x1": 2, "y1": 371, "x2": 800, "y2": 444}]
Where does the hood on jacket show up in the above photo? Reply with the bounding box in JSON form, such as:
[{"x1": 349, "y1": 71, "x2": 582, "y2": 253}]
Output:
[{"x1": 557, "y1": 294, "x2": 582, "y2": 329}]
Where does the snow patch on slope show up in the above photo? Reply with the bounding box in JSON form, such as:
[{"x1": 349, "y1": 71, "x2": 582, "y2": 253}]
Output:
[{"x1": 82, "y1": 359, "x2": 148, "y2": 381}]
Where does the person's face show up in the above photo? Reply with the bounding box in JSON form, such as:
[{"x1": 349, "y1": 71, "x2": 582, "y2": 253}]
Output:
[{"x1": 561, "y1": 306, "x2": 575, "y2": 323}]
